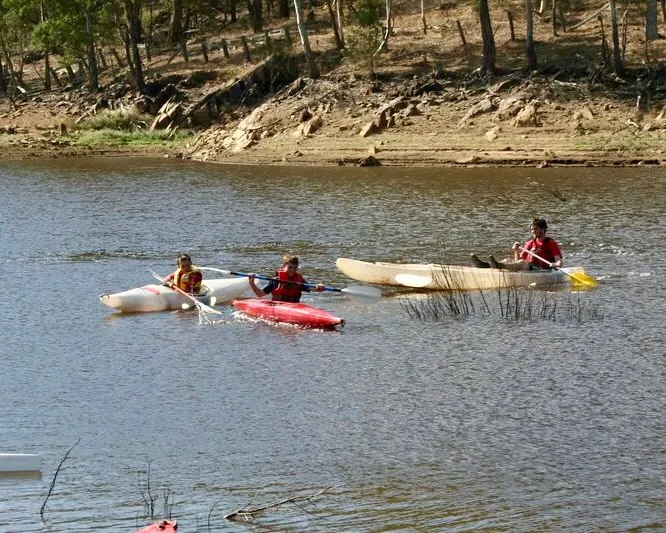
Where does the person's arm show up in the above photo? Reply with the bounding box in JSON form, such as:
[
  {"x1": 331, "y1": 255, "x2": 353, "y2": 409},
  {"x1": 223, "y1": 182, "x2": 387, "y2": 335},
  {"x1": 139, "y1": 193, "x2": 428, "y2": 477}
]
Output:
[
  {"x1": 191, "y1": 271, "x2": 203, "y2": 293},
  {"x1": 248, "y1": 275, "x2": 277, "y2": 298},
  {"x1": 549, "y1": 240, "x2": 563, "y2": 268},
  {"x1": 512, "y1": 242, "x2": 523, "y2": 261},
  {"x1": 299, "y1": 278, "x2": 325, "y2": 293}
]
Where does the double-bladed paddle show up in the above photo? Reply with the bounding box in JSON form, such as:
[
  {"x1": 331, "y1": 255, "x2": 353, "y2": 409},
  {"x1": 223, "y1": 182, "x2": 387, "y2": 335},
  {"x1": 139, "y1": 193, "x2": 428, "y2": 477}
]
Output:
[
  {"x1": 197, "y1": 266, "x2": 382, "y2": 303},
  {"x1": 518, "y1": 246, "x2": 598, "y2": 288},
  {"x1": 149, "y1": 270, "x2": 224, "y2": 315}
]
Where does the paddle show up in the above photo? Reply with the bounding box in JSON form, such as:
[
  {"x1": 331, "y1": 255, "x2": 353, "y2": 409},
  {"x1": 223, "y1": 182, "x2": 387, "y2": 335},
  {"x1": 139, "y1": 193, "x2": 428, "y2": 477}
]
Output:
[
  {"x1": 149, "y1": 270, "x2": 225, "y2": 315},
  {"x1": 518, "y1": 246, "x2": 598, "y2": 288},
  {"x1": 197, "y1": 266, "x2": 382, "y2": 303}
]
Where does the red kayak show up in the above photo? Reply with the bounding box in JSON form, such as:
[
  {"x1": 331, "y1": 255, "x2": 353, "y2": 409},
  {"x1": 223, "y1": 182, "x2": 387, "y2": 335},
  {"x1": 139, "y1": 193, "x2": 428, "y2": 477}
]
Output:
[
  {"x1": 136, "y1": 520, "x2": 177, "y2": 533},
  {"x1": 232, "y1": 299, "x2": 344, "y2": 329}
]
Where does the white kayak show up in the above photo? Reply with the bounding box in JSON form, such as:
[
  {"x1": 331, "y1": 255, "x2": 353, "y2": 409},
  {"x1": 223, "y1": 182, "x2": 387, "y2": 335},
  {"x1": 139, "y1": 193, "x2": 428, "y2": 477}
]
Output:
[
  {"x1": 0, "y1": 453, "x2": 41, "y2": 473},
  {"x1": 100, "y1": 277, "x2": 254, "y2": 312},
  {"x1": 336, "y1": 257, "x2": 587, "y2": 291}
]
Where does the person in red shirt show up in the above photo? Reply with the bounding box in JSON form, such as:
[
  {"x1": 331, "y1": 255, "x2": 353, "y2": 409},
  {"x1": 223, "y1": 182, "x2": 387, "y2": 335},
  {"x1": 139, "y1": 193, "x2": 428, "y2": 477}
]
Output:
[
  {"x1": 248, "y1": 255, "x2": 324, "y2": 303},
  {"x1": 165, "y1": 253, "x2": 203, "y2": 294},
  {"x1": 471, "y1": 217, "x2": 563, "y2": 271}
]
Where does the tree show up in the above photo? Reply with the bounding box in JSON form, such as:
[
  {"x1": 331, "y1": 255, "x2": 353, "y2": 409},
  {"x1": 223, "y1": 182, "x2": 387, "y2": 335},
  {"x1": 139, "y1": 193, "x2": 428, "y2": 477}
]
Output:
[
  {"x1": 525, "y1": 0, "x2": 537, "y2": 69},
  {"x1": 336, "y1": 0, "x2": 344, "y2": 47},
  {"x1": 376, "y1": 0, "x2": 392, "y2": 53},
  {"x1": 247, "y1": 0, "x2": 263, "y2": 32},
  {"x1": 122, "y1": 0, "x2": 145, "y2": 91},
  {"x1": 477, "y1": 0, "x2": 495, "y2": 77},
  {"x1": 168, "y1": 0, "x2": 183, "y2": 44},
  {"x1": 646, "y1": 0, "x2": 658, "y2": 41},
  {"x1": 325, "y1": 0, "x2": 343, "y2": 49},
  {"x1": 293, "y1": 0, "x2": 318, "y2": 77},
  {"x1": 278, "y1": 0, "x2": 289, "y2": 18},
  {"x1": 608, "y1": 0, "x2": 622, "y2": 74}
]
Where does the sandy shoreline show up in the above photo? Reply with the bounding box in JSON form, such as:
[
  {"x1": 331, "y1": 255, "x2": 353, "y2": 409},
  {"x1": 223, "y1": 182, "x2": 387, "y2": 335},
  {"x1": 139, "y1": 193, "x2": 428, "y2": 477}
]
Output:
[{"x1": 3, "y1": 130, "x2": 664, "y2": 168}]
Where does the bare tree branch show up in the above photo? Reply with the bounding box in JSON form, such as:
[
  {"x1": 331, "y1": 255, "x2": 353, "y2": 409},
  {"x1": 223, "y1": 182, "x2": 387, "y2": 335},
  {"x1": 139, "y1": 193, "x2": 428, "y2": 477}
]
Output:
[
  {"x1": 40, "y1": 437, "x2": 81, "y2": 520},
  {"x1": 224, "y1": 484, "x2": 341, "y2": 521}
]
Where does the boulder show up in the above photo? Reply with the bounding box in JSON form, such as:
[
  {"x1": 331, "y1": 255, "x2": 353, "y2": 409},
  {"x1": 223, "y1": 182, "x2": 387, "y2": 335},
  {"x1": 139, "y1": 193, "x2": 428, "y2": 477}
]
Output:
[
  {"x1": 513, "y1": 102, "x2": 540, "y2": 127},
  {"x1": 358, "y1": 155, "x2": 381, "y2": 166}
]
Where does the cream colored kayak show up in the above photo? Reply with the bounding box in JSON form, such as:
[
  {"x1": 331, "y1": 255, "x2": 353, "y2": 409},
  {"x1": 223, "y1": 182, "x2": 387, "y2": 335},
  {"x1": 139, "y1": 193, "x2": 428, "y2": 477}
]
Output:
[
  {"x1": 100, "y1": 277, "x2": 254, "y2": 312},
  {"x1": 0, "y1": 453, "x2": 40, "y2": 473},
  {"x1": 336, "y1": 257, "x2": 587, "y2": 290}
]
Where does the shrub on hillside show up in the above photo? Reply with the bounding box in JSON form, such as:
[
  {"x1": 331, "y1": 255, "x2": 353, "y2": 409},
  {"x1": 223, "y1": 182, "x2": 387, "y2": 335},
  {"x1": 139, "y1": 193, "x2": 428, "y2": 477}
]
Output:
[{"x1": 78, "y1": 106, "x2": 151, "y2": 131}]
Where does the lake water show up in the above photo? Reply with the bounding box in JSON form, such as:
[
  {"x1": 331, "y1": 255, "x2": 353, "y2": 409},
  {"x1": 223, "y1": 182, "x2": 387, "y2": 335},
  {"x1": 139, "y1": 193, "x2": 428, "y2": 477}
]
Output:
[{"x1": 0, "y1": 159, "x2": 664, "y2": 532}]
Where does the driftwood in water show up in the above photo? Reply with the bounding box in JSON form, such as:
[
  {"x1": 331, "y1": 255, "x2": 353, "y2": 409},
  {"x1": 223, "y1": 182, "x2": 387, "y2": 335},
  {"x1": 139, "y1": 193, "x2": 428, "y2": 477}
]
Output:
[{"x1": 224, "y1": 484, "x2": 340, "y2": 521}]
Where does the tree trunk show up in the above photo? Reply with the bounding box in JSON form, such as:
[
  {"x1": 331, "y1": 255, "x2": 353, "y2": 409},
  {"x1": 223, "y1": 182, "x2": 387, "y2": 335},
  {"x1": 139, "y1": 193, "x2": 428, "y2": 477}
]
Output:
[
  {"x1": 552, "y1": 0, "x2": 558, "y2": 36},
  {"x1": 230, "y1": 0, "x2": 237, "y2": 22},
  {"x1": 325, "y1": 0, "x2": 343, "y2": 48},
  {"x1": 0, "y1": 53, "x2": 5, "y2": 92},
  {"x1": 421, "y1": 0, "x2": 427, "y2": 34},
  {"x1": 124, "y1": 0, "x2": 145, "y2": 92},
  {"x1": 377, "y1": 0, "x2": 392, "y2": 52},
  {"x1": 247, "y1": 0, "x2": 264, "y2": 32},
  {"x1": 168, "y1": 0, "x2": 183, "y2": 44},
  {"x1": 336, "y1": 0, "x2": 344, "y2": 47},
  {"x1": 293, "y1": 0, "x2": 319, "y2": 77},
  {"x1": 279, "y1": 0, "x2": 290, "y2": 18},
  {"x1": 646, "y1": 0, "x2": 658, "y2": 40},
  {"x1": 0, "y1": 34, "x2": 18, "y2": 89},
  {"x1": 525, "y1": 0, "x2": 537, "y2": 70},
  {"x1": 85, "y1": 10, "x2": 99, "y2": 90},
  {"x1": 39, "y1": 1, "x2": 51, "y2": 91},
  {"x1": 608, "y1": 0, "x2": 623, "y2": 75},
  {"x1": 478, "y1": 0, "x2": 495, "y2": 77}
]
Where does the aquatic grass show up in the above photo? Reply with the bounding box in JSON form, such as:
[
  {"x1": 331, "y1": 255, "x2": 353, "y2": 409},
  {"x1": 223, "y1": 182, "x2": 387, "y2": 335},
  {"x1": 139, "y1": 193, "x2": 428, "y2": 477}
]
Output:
[
  {"x1": 401, "y1": 287, "x2": 602, "y2": 323},
  {"x1": 401, "y1": 268, "x2": 602, "y2": 323}
]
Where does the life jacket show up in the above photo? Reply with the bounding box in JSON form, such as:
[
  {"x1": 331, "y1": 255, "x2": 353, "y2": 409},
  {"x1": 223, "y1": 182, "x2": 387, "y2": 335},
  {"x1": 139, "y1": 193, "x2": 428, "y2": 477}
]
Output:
[
  {"x1": 271, "y1": 268, "x2": 305, "y2": 302},
  {"x1": 173, "y1": 267, "x2": 202, "y2": 293},
  {"x1": 523, "y1": 237, "x2": 555, "y2": 269}
]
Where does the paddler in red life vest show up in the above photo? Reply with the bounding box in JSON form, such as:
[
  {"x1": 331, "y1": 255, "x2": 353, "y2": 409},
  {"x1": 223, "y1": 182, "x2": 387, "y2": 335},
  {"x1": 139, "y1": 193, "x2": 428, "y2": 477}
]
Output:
[
  {"x1": 471, "y1": 217, "x2": 563, "y2": 271},
  {"x1": 165, "y1": 253, "x2": 203, "y2": 294},
  {"x1": 247, "y1": 255, "x2": 325, "y2": 303}
]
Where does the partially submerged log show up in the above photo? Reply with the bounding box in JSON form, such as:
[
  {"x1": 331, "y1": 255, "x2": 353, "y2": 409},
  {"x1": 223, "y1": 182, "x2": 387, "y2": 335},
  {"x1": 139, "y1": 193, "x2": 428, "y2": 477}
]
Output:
[{"x1": 224, "y1": 485, "x2": 339, "y2": 521}]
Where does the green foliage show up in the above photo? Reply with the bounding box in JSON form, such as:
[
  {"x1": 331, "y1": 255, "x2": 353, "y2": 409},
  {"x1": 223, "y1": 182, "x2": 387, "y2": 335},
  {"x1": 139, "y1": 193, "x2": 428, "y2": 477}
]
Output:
[
  {"x1": 77, "y1": 106, "x2": 152, "y2": 131},
  {"x1": 70, "y1": 129, "x2": 193, "y2": 148},
  {"x1": 343, "y1": 24, "x2": 382, "y2": 76},
  {"x1": 355, "y1": 0, "x2": 382, "y2": 27}
]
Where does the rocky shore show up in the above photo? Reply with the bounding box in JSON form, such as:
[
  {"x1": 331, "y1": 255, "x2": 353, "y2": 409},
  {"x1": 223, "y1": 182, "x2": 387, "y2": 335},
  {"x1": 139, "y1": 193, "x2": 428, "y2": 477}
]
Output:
[{"x1": 3, "y1": 68, "x2": 665, "y2": 168}]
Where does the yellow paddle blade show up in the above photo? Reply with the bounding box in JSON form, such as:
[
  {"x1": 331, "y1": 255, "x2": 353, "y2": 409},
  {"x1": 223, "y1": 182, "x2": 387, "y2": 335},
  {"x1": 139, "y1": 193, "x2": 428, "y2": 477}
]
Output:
[{"x1": 569, "y1": 271, "x2": 598, "y2": 288}]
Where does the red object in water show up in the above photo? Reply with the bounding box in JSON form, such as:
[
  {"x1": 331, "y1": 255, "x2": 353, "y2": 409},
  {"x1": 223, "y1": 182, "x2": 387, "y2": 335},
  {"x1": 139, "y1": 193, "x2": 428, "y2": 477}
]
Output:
[
  {"x1": 232, "y1": 299, "x2": 345, "y2": 329},
  {"x1": 136, "y1": 520, "x2": 177, "y2": 533}
]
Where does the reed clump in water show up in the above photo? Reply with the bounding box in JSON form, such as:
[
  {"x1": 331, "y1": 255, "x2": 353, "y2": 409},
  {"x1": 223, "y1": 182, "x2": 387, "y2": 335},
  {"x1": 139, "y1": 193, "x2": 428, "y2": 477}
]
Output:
[{"x1": 401, "y1": 270, "x2": 602, "y2": 323}]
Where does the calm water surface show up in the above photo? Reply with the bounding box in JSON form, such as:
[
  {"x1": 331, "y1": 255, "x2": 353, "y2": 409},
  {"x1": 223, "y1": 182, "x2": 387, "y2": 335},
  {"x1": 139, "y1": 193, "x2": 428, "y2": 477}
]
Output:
[{"x1": 0, "y1": 160, "x2": 664, "y2": 532}]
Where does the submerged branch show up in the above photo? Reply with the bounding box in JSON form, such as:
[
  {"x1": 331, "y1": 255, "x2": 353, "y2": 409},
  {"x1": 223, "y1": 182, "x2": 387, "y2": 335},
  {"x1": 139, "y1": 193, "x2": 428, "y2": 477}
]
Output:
[
  {"x1": 225, "y1": 484, "x2": 341, "y2": 521},
  {"x1": 40, "y1": 437, "x2": 81, "y2": 520}
]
